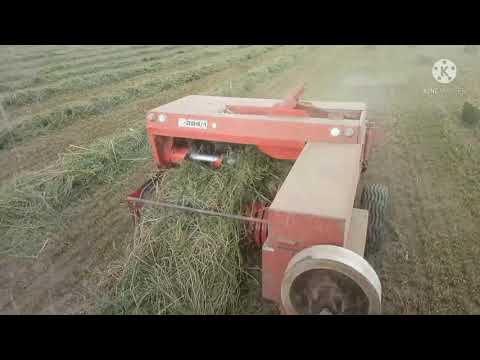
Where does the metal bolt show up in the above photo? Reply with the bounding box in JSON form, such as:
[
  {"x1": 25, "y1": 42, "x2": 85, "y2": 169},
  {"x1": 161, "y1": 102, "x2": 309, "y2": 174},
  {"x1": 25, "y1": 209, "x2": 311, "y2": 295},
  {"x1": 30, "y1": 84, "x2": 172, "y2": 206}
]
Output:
[{"x1": 158, "y1": 114, "x2": 167, "y2": 123}]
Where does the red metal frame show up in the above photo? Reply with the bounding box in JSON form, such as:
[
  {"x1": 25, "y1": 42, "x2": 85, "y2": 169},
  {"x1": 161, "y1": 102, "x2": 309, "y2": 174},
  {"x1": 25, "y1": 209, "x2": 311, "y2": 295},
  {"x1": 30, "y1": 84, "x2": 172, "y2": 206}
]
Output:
[
  {"x1": 130, "y1": 86, "x2": 377, "y2": 312},
  {"x1": 144, "y1": 85, "x2": 368, "y2": 168}
]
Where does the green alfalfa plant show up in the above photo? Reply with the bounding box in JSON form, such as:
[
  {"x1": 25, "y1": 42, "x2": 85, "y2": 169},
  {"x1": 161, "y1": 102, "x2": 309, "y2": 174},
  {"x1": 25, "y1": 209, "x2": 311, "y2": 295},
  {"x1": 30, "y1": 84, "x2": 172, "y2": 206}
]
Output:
[{"x1": 462, "y1": 102, "x2": 480, "y2": 126}]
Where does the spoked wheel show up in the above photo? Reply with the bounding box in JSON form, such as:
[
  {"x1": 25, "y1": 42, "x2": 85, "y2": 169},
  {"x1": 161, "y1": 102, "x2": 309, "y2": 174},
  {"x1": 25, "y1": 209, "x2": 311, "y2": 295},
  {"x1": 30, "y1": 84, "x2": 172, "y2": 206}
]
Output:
[
  {"x1": 360, "y1": 184, "x2": 389, "y2": 258},
  {"x1": 281, "y1": 245, "x2": 382, "y2": 315}
]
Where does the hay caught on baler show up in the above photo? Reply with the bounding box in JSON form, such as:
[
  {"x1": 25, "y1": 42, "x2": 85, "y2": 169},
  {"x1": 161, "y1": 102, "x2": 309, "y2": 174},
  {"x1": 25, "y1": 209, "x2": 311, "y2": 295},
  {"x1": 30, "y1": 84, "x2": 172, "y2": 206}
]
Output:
[{"x1": 103, "y1": 146, "x2": 292, "y2": 314}]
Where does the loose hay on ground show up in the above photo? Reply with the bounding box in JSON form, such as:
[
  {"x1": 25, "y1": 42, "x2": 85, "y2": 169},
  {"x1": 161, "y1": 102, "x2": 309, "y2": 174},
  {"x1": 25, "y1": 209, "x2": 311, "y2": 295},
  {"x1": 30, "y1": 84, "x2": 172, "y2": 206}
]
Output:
[
  {"x1": 0, "y1": 129, "x2": 148, "y2": 257},
  {"x1": 101, "y1": 146, "x2": 292, "y2": 314}
]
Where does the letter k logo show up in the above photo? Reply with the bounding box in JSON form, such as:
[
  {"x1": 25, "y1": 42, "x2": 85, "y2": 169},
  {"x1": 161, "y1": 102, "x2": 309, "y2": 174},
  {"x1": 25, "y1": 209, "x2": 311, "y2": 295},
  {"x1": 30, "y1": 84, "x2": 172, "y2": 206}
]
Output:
[{"x1": 432, "y1": 59, "x2": 457, "y2": 84}]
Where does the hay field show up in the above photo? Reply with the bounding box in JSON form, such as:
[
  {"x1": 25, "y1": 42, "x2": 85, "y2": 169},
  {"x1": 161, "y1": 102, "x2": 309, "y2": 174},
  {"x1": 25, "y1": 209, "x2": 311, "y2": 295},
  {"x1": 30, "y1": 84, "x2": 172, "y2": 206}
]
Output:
[{"x1": 1, "y1": 45, "x2": 479, "y2": 314}]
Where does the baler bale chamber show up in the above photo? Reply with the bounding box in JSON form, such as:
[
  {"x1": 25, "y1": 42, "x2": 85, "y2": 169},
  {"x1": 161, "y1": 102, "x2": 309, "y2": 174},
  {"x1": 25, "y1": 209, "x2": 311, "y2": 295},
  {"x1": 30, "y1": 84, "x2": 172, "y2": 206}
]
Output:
[{"x1": 127, "y1": 85, "x2": 388, "y2": 315}]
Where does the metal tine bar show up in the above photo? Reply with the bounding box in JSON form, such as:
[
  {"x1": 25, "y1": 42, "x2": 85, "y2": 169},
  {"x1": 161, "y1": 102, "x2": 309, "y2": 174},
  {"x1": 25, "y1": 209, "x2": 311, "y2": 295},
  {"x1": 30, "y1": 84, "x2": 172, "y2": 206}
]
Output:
[{"x1": 127, "y1": 197, "x2": 270, "y2": 224}]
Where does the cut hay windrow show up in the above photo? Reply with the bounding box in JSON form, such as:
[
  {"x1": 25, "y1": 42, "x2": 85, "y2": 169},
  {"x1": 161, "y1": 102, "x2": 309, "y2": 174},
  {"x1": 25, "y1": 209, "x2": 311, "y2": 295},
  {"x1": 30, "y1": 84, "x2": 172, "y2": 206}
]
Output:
[
  {"x1": 42, "y1": 46, "x2": 241, "y2": 82},
  {"x1": 0, "y1": 46, "x2": 67, "y2": 65},
  {"x1": 101, "y1": 147, "x2": 291, "y2": 314},
  {"x1": 0, "y1": 46, "x2": 180, "y2": 94},
  {"x1": 0, "y1": 46, "x2": 228, "y2": 94},
  {"x1": 0, "y1": 46, "x2": 132, "y2": 80},
  {"x1": 0, "y1": 45, "x2": 117, "y2": 66},
  {"x1": 0, "y1": 46, "x2": 174, "y2": 80},
  {"x1": 39, "y1": 46, "x2": 181, "y2": 75},
  {"x1": 0, "y1": 128, "x2": 149, "y2": 257},
  {"x1": 0, "y1": 46, "x2": 275, "y2": 150},
  {"x1": 2, "y1": 46, "x2": 272, "y2": 109}
]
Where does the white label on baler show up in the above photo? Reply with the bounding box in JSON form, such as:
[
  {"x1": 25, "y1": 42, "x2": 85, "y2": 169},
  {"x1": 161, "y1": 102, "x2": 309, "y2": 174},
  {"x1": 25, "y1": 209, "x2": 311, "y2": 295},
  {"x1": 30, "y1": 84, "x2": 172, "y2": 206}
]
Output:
[{"x1": 178, "y1": 118, "x2": 208, "y2": 130}]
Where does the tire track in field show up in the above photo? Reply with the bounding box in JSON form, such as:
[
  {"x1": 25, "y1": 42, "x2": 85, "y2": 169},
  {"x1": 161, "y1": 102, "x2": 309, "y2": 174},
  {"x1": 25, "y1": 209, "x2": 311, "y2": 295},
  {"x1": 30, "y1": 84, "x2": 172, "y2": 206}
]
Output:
[
  {"x1": 395, "y1": 109, "x2": 468, "y2": 314},
  {"x1": 360, "y1": 113, "x2": 418, "y2": 314},
  {"x1": 383, "y1": 108, "x2": 440, "y2": 314},
  {"x1": 361, "y1": 94, "x2": 442, "y2": 313},
  {"x1": 413, "y1": 103, "x2": 480, "y2": 314}
]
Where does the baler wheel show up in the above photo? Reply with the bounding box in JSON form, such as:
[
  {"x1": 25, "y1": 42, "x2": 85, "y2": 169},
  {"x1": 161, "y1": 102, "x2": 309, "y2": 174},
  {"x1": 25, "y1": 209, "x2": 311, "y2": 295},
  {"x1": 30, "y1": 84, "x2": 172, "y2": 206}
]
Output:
[
  {"x1": 360, "y1": 184, "x2": 389, "y2": 258},
  {"x1": 281, "y1": 245, "x2": 382, "y2": 315}
]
